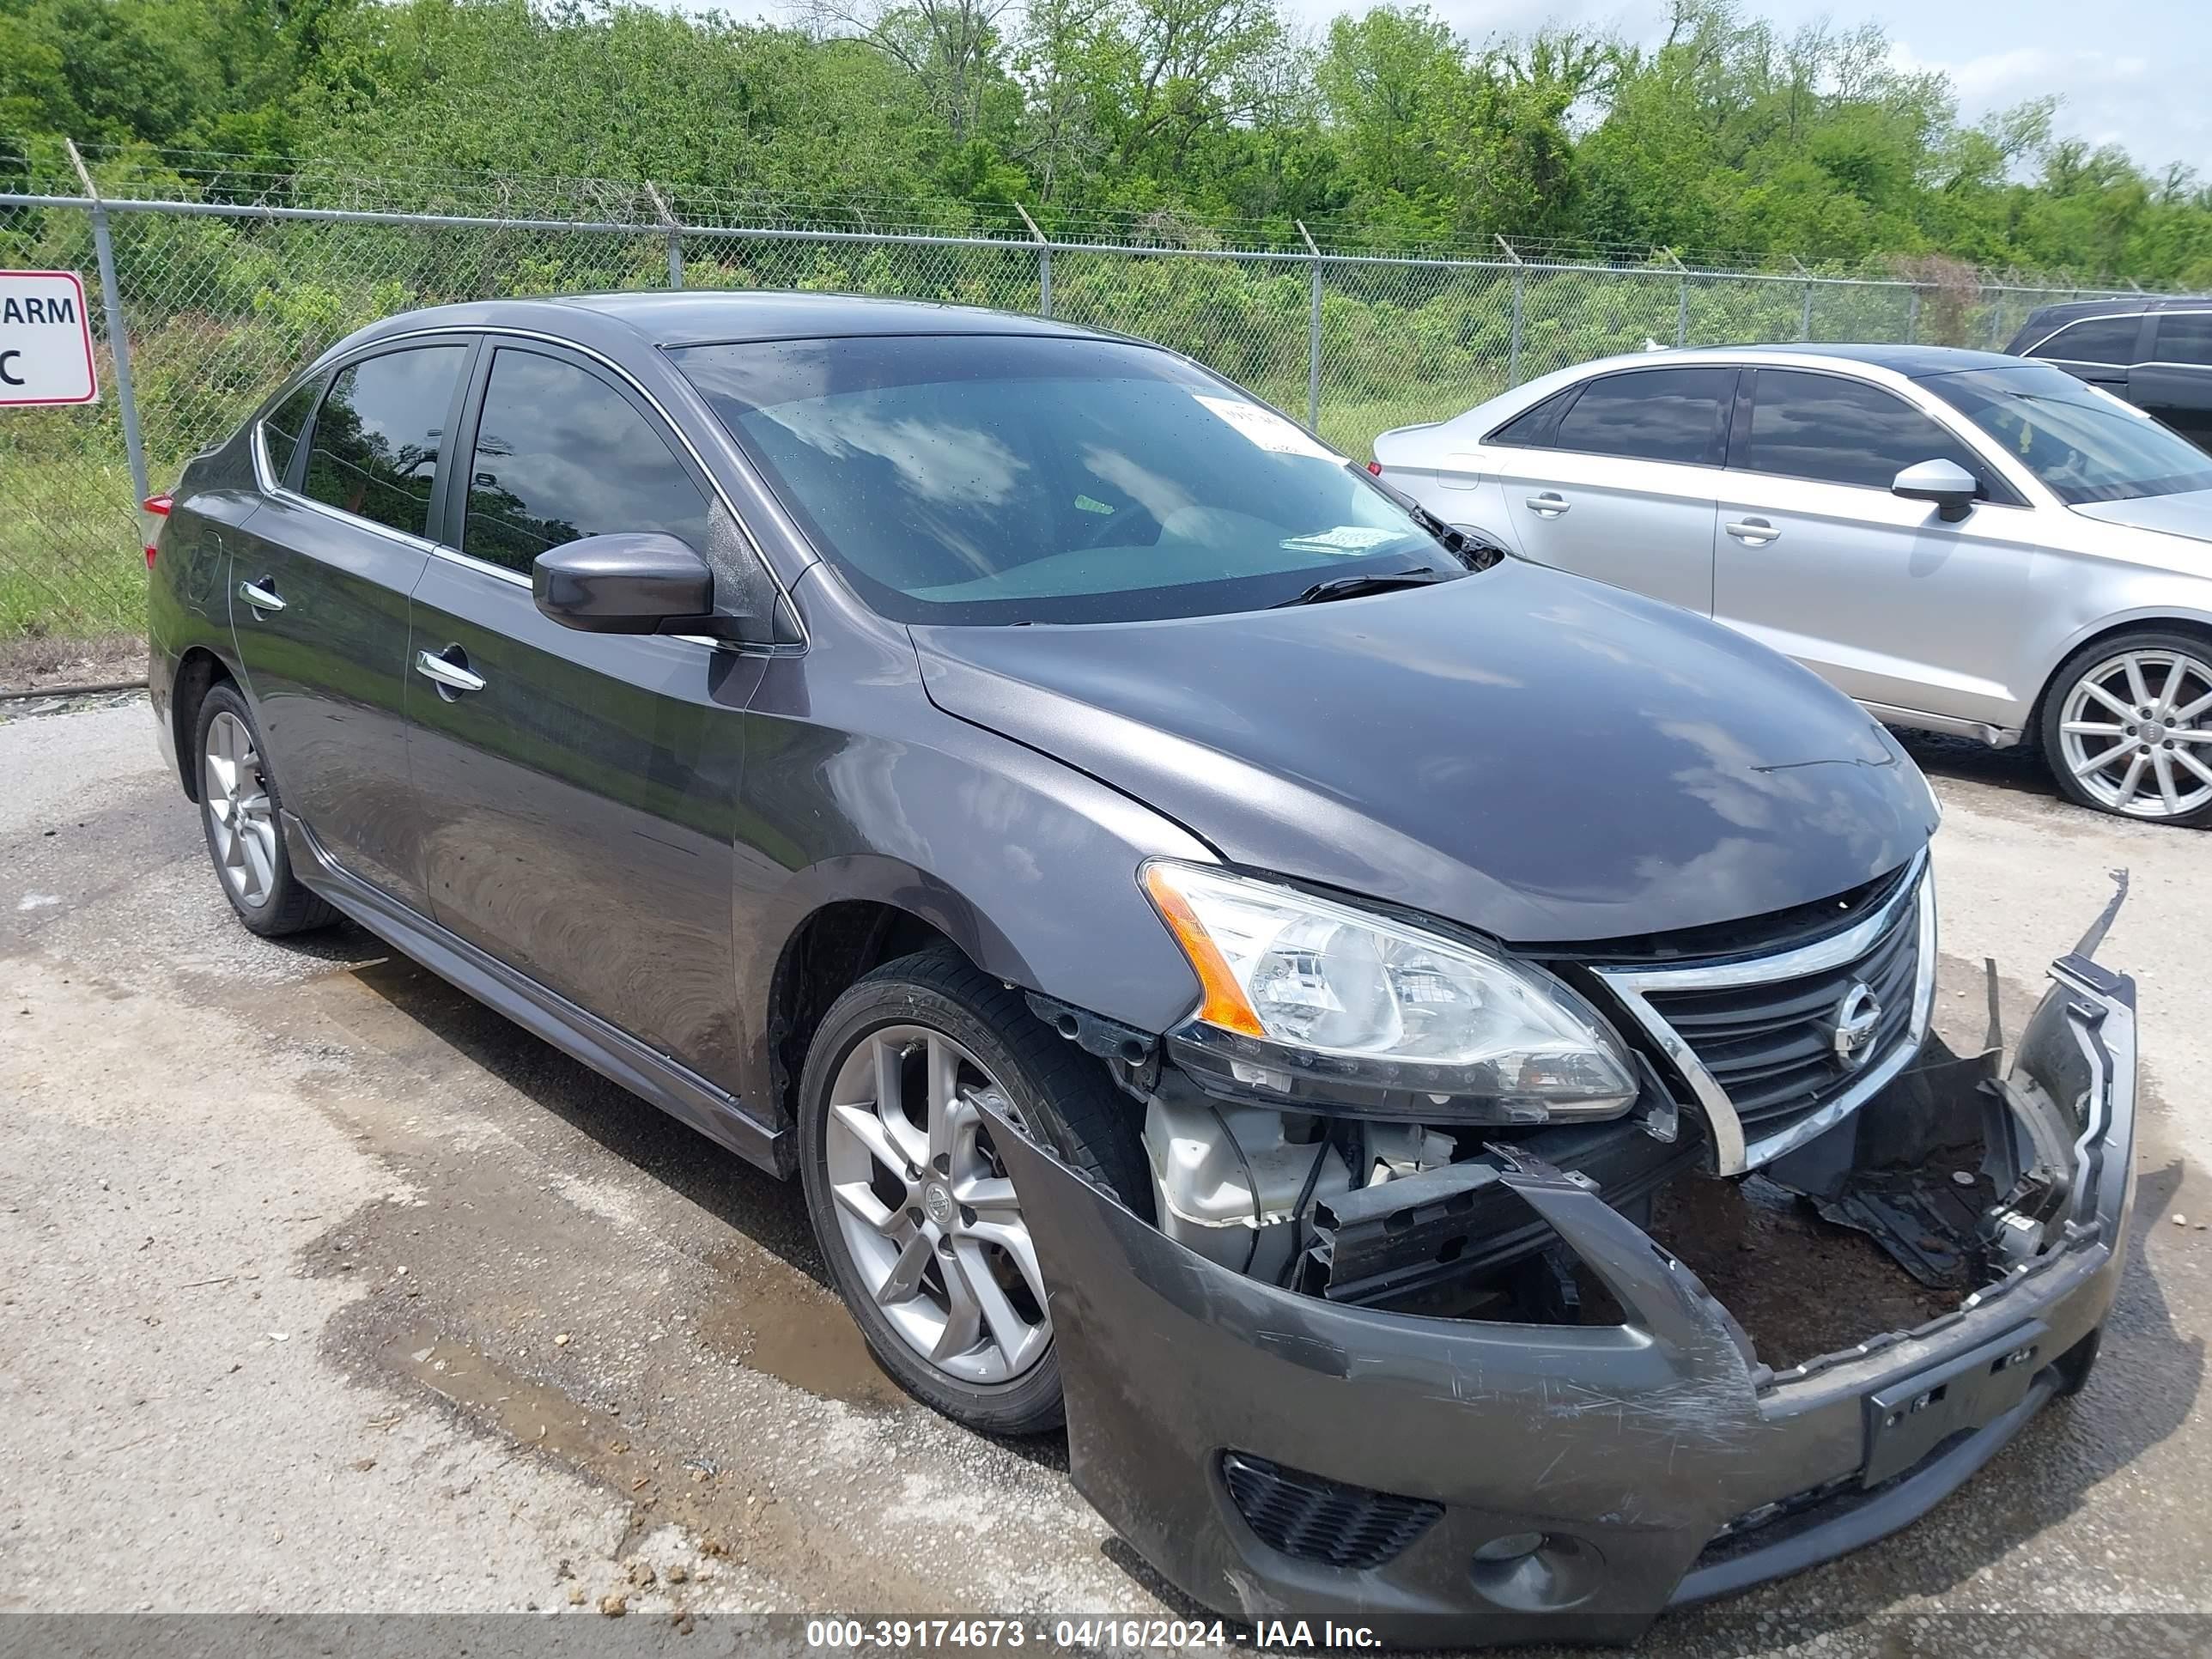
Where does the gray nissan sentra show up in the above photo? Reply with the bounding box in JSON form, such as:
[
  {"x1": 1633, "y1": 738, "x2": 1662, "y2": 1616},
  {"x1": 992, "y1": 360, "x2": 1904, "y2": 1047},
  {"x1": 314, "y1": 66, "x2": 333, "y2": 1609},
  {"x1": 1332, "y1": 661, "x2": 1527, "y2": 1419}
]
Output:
[{"x1": 146, "y1": 292, "x2": 2138, "y2": 1644}]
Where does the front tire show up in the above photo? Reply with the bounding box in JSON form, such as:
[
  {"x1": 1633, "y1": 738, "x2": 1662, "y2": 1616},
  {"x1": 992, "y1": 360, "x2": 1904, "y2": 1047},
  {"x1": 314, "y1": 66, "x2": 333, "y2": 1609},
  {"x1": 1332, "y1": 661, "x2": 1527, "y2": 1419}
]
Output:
[
  {"x1": 797, "y1": 948, "x2": 1149, "y2": 1436},
  {"x1": 2041, "y1": 630, "x2": 2212, "y2": 827},
  {"x1": 193, "y1": 682, "x2": 339, "y2": 936}
]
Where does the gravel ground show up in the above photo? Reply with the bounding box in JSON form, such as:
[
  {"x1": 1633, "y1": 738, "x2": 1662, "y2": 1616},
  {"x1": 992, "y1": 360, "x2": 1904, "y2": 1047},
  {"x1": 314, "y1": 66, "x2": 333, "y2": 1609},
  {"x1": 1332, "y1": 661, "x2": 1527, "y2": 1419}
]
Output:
[{"x1": 1, "y1": 696, "x2": 2206, "y2": 1650}]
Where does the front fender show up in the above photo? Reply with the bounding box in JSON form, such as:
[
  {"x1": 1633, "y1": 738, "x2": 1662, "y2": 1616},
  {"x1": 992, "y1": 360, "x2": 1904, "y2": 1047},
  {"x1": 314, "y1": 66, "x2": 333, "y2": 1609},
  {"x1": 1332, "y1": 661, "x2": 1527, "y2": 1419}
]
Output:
[
  {"x1": 2021, "y1": 556, "x2": 2212, "y2": 713},
  {"x1": 729, "y1": 628, "x2": 1212, "y2": 1112}
]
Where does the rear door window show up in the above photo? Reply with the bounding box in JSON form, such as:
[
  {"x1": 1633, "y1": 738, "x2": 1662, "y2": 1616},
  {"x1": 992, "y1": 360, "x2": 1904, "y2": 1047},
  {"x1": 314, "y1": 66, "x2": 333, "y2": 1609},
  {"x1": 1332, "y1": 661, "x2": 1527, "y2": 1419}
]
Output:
[
  {"x1": 301, "y1": 346, "x2": 468, "y2": 537},
  {"x1": 260, "y1": 377, "x2": 322, "y2": 486},
  {"x1": 2151, "y1": 313, "x2": 2212, "y2": 368},
  {"x1": 1549, "y1": 368, "x2": 1735, "y2": 465},
  {"x1": 460, "y1": 348, "x2": 712, "y2": 575},
  {"x1": 2034, "y1": 315, "x2": 2145, "y2": 367},
  {"x1": 1737, "y1": 369, "x2": 1990, "y2": 492}
]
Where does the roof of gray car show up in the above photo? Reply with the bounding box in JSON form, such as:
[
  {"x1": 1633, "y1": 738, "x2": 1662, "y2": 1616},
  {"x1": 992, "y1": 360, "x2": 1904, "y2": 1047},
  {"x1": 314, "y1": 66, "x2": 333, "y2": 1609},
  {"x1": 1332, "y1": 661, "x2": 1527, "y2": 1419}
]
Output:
[
  {"x1": 549, "y1": 290, "x2": 1101, "y2": 345},
  {"x1": 345, "y1": 291, "x2": 1113, "y2": 354}
]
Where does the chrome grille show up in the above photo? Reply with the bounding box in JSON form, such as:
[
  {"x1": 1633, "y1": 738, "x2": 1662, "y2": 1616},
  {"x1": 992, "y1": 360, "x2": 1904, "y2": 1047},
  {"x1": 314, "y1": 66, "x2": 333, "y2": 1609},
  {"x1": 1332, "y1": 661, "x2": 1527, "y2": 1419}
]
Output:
[{"x1": 1590, "y1": 857, "x2": 1935, "y2": 1176}]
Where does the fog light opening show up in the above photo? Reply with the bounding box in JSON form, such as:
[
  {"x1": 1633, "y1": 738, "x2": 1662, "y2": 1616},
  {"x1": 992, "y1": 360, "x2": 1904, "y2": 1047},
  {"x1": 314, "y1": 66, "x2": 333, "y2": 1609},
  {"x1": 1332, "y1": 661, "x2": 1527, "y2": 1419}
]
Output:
[{"x1": 1468, "y1": 1531, "x2": 1602, "y2": 1612}]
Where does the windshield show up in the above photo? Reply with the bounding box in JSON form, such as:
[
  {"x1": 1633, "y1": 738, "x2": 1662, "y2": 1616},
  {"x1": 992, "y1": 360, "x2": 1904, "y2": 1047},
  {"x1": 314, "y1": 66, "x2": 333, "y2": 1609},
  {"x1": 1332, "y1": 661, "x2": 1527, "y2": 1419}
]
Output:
[
  {"x1": 670, "y1": 333, "x2": 1453, "y2": 624},
  {"x1": 1924, "y1": 362, "x2": 2212, "y2": 505}
]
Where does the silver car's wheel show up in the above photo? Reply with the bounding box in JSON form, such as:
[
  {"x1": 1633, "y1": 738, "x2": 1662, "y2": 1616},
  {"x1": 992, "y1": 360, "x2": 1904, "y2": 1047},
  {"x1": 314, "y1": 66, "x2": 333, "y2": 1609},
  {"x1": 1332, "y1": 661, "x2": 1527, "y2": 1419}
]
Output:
[
  {"x1": 2057, "y1": 646, "x2": 2212, "y2": 821},
  {"x1": 203, "y1": 708, "x2": 279, "y2": 907},
  {"x1": 822, "y1": 1024, "x2": 1049, "y2": 1386}
]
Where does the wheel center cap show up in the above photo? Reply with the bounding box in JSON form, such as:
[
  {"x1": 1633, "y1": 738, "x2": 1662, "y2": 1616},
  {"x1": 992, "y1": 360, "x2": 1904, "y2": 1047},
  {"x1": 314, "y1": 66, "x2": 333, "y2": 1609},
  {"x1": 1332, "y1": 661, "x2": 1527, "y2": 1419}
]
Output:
[
  {"x1": 921, "y1": 1182, "x2": 956, "y2": 1227},
  {"x1": 2144, "y1": 720, "x2": 2169, "y2": 743}
]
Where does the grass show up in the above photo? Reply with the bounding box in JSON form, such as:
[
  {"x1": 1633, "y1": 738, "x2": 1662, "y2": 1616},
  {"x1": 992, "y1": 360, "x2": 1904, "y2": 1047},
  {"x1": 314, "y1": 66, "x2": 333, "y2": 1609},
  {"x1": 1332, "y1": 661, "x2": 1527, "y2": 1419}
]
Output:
[{"x1": 1, "y1": 447, "x2": 149, "y2": 642}]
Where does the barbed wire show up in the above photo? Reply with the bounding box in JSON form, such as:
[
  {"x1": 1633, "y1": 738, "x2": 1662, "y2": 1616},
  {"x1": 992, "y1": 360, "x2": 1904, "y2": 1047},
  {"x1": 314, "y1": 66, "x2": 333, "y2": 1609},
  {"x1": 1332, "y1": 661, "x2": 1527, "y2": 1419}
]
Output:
[{"x1": 0, "y1": 133, "x2": 2185, "y2": 293}]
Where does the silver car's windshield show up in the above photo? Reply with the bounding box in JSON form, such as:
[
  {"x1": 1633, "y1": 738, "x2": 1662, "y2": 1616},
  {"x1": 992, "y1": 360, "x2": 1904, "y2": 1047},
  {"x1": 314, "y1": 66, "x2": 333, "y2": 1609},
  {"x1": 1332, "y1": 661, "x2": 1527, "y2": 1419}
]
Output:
[{"x1": 1925, "y1": 363, "x2": 2212, "y2": 505}]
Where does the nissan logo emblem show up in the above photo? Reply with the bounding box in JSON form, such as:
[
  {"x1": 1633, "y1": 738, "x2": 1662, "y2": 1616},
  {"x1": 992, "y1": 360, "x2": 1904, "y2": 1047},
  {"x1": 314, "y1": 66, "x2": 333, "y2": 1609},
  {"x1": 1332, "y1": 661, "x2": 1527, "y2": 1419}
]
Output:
[{"x1": 1830, "y1": 981, "x2": 1882, "y2": 1068}]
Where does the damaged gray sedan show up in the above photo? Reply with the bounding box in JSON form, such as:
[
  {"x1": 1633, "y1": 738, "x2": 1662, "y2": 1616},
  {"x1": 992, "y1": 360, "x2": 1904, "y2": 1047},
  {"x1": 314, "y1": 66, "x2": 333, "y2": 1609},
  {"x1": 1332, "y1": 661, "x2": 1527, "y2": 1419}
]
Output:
[{"x1": 153, "y1": 299, "x2": 2137, "y2": 1647}]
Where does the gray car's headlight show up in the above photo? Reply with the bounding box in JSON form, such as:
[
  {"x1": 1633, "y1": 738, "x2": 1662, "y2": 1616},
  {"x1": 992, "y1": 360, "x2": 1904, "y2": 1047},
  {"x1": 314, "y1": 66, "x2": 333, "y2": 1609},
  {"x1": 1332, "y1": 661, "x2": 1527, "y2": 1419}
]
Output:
[{"x1": 1141, "y1": 860, "x2": 1638, "y2": 1120}]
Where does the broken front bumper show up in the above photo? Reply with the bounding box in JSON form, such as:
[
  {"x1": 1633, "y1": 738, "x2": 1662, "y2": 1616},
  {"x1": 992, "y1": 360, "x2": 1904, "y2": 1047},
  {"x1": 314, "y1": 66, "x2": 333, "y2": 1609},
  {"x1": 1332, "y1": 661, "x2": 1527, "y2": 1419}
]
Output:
[{"x1": 990, "y1": 945, "x2": 2136, "y2": 1647}]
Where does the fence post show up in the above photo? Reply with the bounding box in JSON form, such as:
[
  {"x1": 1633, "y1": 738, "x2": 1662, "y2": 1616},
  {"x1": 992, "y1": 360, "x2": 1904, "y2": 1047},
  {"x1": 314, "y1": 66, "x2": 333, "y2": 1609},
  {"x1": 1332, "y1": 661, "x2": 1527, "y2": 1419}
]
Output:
[
  {"x1": 645, "y1": 182, "x2": 683, "y2": 289},
  {"x1": 1789, "y1": 257, "x2": 1813, "y2": 341},
  {"x1": 1017, "y1": 204, "x2": 1051, "y2": 319},
  {"x1": 66, "y1": 141, "x2": 149, "y2": 505},
  {"x1": 1298, "y1": 221, "x2": 1322, "y2": 433},
  {"x1": 1905, "y1": 287, "x2": 1921, "y2": 343},
  {"x1": 1658, "y1": 248, "x2": 1689, "y2": 346},
  {"x1": 1497, "y1": 235, "x2": 1523, "y2": 386}
]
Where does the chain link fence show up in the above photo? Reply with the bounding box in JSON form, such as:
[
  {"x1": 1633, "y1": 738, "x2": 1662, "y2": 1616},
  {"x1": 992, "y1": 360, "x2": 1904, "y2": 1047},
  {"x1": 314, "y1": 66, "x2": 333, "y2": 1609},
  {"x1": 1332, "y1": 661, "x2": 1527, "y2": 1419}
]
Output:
[{"x1": 0, "y1": 185, "x2": 2146, "y2": 644}]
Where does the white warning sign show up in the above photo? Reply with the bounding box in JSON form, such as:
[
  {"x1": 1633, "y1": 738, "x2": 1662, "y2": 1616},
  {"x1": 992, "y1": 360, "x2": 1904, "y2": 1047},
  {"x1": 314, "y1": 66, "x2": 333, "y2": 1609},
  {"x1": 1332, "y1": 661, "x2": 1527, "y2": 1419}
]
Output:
[{"x1": 0, "y1": 271, "x2": 99, "y2": 406}]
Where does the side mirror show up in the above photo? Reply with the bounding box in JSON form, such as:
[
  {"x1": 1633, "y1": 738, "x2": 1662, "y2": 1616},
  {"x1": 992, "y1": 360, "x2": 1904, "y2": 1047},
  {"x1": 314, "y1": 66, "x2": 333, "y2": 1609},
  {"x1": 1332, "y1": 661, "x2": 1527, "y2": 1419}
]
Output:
[
  {"x1": 533, "y1": 532, "x2": 758, "y2": 641},
  {"x1": 1891, "y1": 459, "x2": 1979, "y2": 523}
]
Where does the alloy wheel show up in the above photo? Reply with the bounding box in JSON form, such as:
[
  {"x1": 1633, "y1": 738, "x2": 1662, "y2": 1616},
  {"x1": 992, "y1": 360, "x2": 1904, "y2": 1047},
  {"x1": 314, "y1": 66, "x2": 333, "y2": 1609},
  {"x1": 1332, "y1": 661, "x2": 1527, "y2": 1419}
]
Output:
[
  {"x1": 2058, "y1": 647, "x2": 2212, "y2": 821},
  {"x1": 203, "y1": 708, "x2": 279, "y2": 907},
  {"x1": 823, "y1": 1024, "x2": 1050, "y2": 1385}
]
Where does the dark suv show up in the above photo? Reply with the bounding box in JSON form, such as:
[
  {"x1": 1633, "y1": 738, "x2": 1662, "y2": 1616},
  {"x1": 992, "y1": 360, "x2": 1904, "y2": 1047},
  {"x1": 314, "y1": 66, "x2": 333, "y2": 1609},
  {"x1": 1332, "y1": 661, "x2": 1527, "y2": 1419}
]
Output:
[
  {"x1": 2007, "y1": 296, "x2": 2212, "y2": 450},
  {"x1": 149, "y1": 293, "x2": 2136, "y2": 1644}
]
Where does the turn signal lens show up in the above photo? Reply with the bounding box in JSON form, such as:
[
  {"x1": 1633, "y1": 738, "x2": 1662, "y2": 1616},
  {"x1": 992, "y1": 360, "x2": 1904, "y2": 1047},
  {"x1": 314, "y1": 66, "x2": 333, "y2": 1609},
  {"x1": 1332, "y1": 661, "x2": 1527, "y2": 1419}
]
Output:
[
  {"x1": 1365, "y1": 459, "x2": 1383, "y2": 476},
  {"x1": 1141, "y1": 863, "x2": 1266, "y2": 1037}
]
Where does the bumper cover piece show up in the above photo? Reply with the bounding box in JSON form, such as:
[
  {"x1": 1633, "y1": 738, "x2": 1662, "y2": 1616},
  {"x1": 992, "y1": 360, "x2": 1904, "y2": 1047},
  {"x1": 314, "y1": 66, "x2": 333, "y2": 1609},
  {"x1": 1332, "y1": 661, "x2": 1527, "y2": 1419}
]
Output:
[{"x1": 985, "y1": 934, "x2": 2136, "y2": 1646}]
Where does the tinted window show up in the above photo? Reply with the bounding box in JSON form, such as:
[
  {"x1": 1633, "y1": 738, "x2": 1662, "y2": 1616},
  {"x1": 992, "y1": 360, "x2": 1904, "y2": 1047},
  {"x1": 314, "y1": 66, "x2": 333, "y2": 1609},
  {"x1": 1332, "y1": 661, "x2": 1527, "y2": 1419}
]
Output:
[
  {"x1": 1927, "y1": 362, "x2": 2212, "y2": 504},
  {"x1": 1741, "y1": 369, "x2": 1986, "y2": 491},
  {"x1": 261, "y1": 378, "x2": 321, "y2": 483},
  {"x1": 2153, "y1": 313, "x2": 2212, "y2": 368},
  {"x1": 462, "y1": 349, "x2": 710, "y2": 574},
  {"x1": 672, "y1": 334, "x2": 1453, "y2": 626},
  {"x1": 1486, "y1": 387, "x2": 1573, "y2": 447},
  {"x1": 1551, "y1": 368, "x2": 1733, "y2": 465},
  {"x1": 301, "y1": 347, "x2": 466, "y2": 536},
  {"x1": 2036, "y1": 315, "x2": 2142, "y2": 366}
]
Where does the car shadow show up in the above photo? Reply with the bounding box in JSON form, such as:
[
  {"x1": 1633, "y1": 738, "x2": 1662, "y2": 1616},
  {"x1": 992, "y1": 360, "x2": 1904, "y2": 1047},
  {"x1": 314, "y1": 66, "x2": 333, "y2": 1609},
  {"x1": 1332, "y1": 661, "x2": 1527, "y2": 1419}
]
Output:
[
  {"x1": 1889, "y1": 726, "x2": 2063, "y2": 805},
  {"x1": 303, "y1": 924, "x2": 1071, "y2": 1472}
]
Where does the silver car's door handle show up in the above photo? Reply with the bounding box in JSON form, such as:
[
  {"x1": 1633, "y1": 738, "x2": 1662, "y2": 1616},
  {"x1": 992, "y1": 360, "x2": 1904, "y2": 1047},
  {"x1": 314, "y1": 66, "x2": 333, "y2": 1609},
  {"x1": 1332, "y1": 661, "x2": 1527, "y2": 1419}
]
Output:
[
  {"x1": 1525, "y1": 492, "x2": 1571, "y2": 517},
  {"x1": 1725, "y1": 518, "x2": 1779, "y2": 545},
  {"x1": 415, "y1": 647, "x2": 486, "y2": 696},
  {"x1": 236, "y1": 579, "x2": 285, "y2": 615}
]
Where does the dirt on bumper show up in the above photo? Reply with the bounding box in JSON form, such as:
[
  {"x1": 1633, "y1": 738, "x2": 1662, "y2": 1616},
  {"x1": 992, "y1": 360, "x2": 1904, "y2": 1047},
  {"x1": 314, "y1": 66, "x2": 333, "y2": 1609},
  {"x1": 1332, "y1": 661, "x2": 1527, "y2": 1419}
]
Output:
[{"x1": 983, "y1": 944, "x2": 2138, "y2": 1648}]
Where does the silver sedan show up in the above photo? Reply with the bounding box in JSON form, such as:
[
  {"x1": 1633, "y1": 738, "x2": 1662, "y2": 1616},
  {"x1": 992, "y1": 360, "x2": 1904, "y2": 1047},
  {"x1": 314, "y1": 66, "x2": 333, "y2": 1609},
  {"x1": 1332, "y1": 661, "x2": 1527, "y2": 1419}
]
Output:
[{"x1": 1374, "y1": 344, "x2": 2212, "y2": 825}]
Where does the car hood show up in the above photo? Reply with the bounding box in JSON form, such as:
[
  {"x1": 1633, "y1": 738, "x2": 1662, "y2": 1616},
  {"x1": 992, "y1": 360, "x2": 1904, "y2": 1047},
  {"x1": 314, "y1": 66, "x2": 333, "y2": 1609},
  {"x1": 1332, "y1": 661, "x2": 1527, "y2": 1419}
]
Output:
[
  {"x1": 910, "y1": 560, "x2": 1938, "y2": 945},
  {"x1": 2072, "y1": 489, "x2": 2212, "y2": 545}
]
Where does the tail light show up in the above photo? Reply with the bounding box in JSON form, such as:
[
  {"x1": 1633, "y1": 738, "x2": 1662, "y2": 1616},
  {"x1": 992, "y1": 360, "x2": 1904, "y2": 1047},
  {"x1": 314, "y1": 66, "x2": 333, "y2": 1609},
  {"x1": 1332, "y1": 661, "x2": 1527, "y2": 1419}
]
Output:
[
  {"x1": 1365, "y1": 460, "x2": 1382, "y2": 476},
  {"x1": 141, "y1": 494, "x2": 172, "y2": 568}
]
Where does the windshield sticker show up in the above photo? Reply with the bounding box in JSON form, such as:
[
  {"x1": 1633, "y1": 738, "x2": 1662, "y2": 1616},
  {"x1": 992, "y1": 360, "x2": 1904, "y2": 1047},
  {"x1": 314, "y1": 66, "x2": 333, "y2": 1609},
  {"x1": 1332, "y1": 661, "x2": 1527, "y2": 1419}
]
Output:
[
  {"x1": 1073, "y1": 493, "x2": 1116, "y2": 514},
  {"x1": 1192, "y1": 394, "x2": 1340, "y2": 460},
  {"x1": 1279, "y1": 524, "x2": 1403, "y2": 556}
]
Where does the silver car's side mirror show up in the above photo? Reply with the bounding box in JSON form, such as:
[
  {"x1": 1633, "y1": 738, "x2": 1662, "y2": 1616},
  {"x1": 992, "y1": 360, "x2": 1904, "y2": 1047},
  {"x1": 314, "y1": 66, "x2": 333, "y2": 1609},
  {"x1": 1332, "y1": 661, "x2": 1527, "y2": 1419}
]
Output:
[{"x1": 1892, "y1": 459, "x2": 1979, "y2": 523}]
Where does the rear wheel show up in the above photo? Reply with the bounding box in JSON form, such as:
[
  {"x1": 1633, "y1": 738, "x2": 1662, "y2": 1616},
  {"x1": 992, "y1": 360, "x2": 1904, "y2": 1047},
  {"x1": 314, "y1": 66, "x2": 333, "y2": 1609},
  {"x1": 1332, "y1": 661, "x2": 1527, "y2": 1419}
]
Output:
[
  {"x1": 2041, "y1": 631, "x2": 2212, "y2": 827},
  {"x1": 797, "y1": 948, "x2": 1148, "y2": 1435},
  {"x1": 194, "y1": 682, "x2": 339, "y2": 936}
]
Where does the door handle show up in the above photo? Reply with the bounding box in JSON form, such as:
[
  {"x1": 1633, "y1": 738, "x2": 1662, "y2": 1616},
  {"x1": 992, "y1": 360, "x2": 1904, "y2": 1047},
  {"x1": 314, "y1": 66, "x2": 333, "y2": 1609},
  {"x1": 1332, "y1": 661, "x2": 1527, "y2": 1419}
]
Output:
[
  {"x1": 1725, "y1": 518, "x2": 1779, "y2": 545},
  {"x1": 1525, "y1": 492, "x2": 1571, "y2": 517},
  {"x1": 415, "y1": 647, "x2": 486, "y2": 696},
  {"x1": 237, "y1": 578, "x2": 285, "y2": 615}
]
